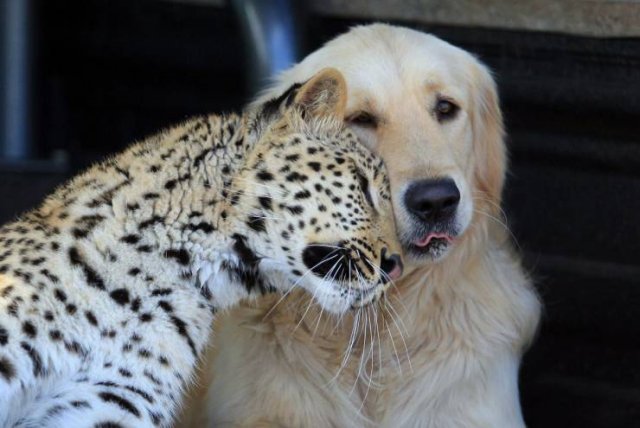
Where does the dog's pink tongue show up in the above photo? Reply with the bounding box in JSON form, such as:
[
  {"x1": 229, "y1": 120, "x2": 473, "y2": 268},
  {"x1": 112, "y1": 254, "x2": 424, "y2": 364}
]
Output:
[{"x1": 414, "y1": 233, "x2": 452, "y2": 247}]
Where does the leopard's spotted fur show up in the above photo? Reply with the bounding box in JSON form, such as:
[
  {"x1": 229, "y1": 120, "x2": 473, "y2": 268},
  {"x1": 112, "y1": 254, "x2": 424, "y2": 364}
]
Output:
[{"x1": 0, "y1": 70, "x2": 401, "y2": 427}]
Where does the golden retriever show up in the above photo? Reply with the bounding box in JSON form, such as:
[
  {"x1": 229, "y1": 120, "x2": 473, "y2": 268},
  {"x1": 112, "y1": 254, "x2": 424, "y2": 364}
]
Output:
[{"x1": 179, "y1": 23, "x2": 541, "y2": 428}]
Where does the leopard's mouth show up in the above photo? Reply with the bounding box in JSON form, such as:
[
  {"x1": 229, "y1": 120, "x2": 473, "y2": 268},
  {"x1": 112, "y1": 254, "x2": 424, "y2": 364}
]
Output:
[
  {"x1": 302, "y1": 243, "x2": 402, "y2": 286},
  {"x1": 349, "y1": 283, "x2": 384, "y2": 308},
  {"x1": 301, "y1": 243, "x2": 375, "y2": 285}
]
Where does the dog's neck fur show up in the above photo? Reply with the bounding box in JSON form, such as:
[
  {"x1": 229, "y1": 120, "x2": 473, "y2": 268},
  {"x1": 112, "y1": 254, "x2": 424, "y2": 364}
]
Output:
[{"x1": 263, "y1": 210, "x2": 537, "y2": 374}]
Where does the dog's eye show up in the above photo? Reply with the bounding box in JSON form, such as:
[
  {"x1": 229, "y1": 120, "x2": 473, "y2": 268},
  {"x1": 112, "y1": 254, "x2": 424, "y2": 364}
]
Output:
[
  {"x1": 347, "y1": 111, "x2": 378, "y2": 128},
  {"x1": 435, "y1": 99, "x2": 459, "y2": 122}
]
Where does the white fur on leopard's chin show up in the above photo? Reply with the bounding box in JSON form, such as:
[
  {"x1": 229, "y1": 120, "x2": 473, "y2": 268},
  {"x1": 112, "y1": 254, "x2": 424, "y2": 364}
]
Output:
[
  {"x1": 297, "y1": 278, "x2": 352, "y2": 315},
  {"x1": 313, "y1": 289, "x2": 352, "y2": 315},
  {"x1": 259, "y1": 259, "x2": 353, "y2": 315}
]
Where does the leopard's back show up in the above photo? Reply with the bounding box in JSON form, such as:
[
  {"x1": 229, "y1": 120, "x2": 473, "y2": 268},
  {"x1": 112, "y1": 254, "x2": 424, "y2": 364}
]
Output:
[
  {"x1": 0, "y1": 114, "x2": 246, "y2": 427},
  {"x1": 0, "y1": 69, "x2": 401, "y2": 428}
]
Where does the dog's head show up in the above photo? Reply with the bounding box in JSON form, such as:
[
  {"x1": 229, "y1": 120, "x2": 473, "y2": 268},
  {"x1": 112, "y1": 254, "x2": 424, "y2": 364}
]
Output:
[{"x1": 256, "y1": 24, "x2": 505, "y2": 268}]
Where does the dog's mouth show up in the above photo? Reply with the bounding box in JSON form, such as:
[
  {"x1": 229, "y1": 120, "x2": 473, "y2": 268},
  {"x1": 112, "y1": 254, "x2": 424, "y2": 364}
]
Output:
[{"x1": 405, "y1": 232, "x2": 456, "y2": 259}]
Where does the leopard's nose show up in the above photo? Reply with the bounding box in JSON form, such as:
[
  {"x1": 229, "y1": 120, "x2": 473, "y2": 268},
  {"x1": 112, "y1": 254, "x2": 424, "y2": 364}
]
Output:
[{"x1": 380, "y1": 248, "x2": 403, "y2": 283}]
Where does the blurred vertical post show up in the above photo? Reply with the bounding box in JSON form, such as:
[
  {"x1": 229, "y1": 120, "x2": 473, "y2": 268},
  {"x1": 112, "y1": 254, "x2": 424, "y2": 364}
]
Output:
[
  {"x1": 231, "y1": 0, "x2": 304, "y2": 95},
  {"x1": 1, "y1": 0, "x2": 32, "y2": 161}
]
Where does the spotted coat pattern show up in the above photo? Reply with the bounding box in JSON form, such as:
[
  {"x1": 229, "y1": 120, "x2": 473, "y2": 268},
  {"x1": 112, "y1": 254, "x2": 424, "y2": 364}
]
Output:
[{"x1": 0, "y1": 85, "x2": 398, "y2": 427}]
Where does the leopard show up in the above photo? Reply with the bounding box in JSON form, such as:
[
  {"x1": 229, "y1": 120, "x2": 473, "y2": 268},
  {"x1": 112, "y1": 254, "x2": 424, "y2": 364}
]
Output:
[{"x1": 0, "y1": 68, "x2": 403, "y2": 428}]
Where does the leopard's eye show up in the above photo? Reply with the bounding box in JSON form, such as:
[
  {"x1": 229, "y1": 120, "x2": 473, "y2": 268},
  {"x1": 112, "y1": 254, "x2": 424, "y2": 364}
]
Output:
[
  {"x1": 434, "y1": 98, "x2": 459, "y2": 122},
  {"x1": 355, "y1": 168, "x2": 376, "y2": 211},
  {"x1": 347, "y1": 111, "x2": 378, "y2": 129}
]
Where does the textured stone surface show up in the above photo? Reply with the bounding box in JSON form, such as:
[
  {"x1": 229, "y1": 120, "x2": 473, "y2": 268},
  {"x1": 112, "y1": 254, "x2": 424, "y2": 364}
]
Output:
[
  {"x1": 184, "y1": 0, "x2": 640, "y2": 37},
  {"x1": 312, "y1": 0, "x2": 640, "y2": 37}
]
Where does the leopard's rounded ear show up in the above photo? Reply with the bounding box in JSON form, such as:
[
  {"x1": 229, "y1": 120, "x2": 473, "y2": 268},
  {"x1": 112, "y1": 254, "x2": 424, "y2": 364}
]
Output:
[{"x1": 293, "y1": 68, "x2": 347, "y2": 121}]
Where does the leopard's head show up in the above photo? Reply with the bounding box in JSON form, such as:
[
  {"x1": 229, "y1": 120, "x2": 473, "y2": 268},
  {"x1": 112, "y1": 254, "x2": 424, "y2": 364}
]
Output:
[{"x1": 230, "y1": 69, "x2": 403, "y2": 314}]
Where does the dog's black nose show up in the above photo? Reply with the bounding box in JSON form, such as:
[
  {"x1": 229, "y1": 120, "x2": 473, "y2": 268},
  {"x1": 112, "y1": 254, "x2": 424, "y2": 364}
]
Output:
[{"x1": 404, "y1": 178, "x2": 460, "y2": 222}]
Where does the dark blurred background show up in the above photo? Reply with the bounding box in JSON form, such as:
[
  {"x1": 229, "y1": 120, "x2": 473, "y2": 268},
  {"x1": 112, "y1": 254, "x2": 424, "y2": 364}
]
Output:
[{"x1": 1, "y1": 1, "x2": 639, "y2": 426}]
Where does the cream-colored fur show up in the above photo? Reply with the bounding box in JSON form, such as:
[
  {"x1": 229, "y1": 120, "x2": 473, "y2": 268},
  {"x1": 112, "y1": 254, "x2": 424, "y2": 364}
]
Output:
[{"x1": 178, "y1": 24, "x2": 541, "y2": 428}]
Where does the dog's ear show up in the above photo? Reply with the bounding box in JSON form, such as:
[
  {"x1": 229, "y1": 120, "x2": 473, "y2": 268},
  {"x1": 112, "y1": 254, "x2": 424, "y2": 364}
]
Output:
[
  {"x1": 293, "y1": 68, "x2": 347, "y2": 120},
  {"x1": 472, "y1": 63, "x2": 506, "y2": 213}
]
